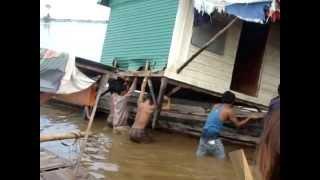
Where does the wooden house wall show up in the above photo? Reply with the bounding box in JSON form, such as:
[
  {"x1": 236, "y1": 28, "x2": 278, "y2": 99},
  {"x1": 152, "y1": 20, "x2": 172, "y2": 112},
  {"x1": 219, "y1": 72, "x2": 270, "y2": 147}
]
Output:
[{"x1": 165, "y1": 0, "x2": 280, "y2": 106}]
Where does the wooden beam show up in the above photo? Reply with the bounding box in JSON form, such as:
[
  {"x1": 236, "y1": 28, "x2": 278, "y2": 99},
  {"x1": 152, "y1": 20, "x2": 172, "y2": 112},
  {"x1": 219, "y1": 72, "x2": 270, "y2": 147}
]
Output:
[
  {"x1": 117, "y1": 71, "x2": 164, "y2": 77},
  {"x1": 166, "y1": 86, "x2": 182, "y2": 97},
  {"x1": 167, "y1": 78, "x2": 268, "y2": 110},
  {"x1": 176, "y1": 17, "x2": 238, "y2": 74},
  {"x1": 76, "y1": 63, "x2": 110, "y2": 74},
  {"x1": 152, "y1": 77, "x2": 168, "y2": 129},
  {"x1": 229, "y1": 149, "x2": 254, "y2": 180}
]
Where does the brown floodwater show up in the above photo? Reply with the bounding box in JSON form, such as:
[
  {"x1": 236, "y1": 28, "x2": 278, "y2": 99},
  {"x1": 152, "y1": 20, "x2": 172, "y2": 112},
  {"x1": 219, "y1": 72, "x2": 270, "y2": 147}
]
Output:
[{"x1": 40, "y1": 103, "x2": 257, "y2": 180}]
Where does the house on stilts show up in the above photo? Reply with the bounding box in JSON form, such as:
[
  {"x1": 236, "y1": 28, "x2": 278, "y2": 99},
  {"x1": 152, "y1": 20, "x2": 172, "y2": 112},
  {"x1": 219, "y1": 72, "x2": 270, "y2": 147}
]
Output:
[{"x1": 95, "y1": 0, "x2": 280, "y2": 145}]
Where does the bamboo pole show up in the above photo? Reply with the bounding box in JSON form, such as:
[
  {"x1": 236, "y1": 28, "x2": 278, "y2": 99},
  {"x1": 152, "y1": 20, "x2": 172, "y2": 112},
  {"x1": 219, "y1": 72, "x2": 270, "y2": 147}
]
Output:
[
  {"x1": 73, "y1": 74, "x2": 109, "y2": 178},
  {"x1": 152, "y1": 77, "x2": 168, "y2": 129},
  {"x1": 40, "y1": 132, "x2": 90, "y2": 142},
  {"x1": 176, "y1": 17, "x2": 238, "y2": 74}
]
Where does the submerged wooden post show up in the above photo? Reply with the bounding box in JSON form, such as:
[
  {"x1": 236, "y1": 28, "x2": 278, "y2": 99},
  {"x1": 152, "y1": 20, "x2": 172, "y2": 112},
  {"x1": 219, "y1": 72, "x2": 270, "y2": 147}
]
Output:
[
  {"x1": 152, "y1": 77, "x2": 168, "y2": 129},
  {"x1": 176, "y1": 17, "x2": 238, "y2": 74},
  {"x1": 229, "y1": 149, "x2": 254, "y2": 180}
]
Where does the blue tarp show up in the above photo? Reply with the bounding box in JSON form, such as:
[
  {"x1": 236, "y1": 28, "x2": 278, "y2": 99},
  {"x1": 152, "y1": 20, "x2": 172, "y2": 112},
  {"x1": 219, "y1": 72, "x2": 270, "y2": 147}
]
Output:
[
  {"x1": 193, "y1": 0, "x2": 273, "y2": 24},
  {"x1": 225, "y1": 2, "x2": 271, "y2": 24}
]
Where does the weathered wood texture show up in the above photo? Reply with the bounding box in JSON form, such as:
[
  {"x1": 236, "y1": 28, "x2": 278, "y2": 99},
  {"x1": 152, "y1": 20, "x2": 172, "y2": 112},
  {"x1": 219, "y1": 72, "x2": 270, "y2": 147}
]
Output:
[
  {"x1": 117, "y1": 70, "x2": 164, "y2": 77},
  {"x1": 98, "y1": 93, "x2": 264, "y2": 145},
  {"x1": 165, "y1": 0, "x2": 280, "y2": 107}
]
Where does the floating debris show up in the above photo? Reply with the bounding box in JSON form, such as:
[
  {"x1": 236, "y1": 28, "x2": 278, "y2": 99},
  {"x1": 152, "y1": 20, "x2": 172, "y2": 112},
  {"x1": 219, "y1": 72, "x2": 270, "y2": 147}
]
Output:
[
  {"x1": 85, "y1": 147, "x2": 99, "y2": 154},
  {"x1": 90, "y1": 155, "x2": 106, "y2": 161},
  {"x1": 88, "y1": 172, "x2": 105, "y2": 179},
  {"x1": 89, "y1": 162, "x2": 119, "y2": 172}
]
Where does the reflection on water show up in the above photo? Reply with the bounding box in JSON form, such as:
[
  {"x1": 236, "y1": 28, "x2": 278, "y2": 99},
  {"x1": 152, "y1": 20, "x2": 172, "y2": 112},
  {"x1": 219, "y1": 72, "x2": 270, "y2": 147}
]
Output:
[
  {"x1": 40, "y1": 103, "x2": 256, "y2": 180},
  {"x1": 40, "y1": 21, "x2": 107, "y2": 62}
]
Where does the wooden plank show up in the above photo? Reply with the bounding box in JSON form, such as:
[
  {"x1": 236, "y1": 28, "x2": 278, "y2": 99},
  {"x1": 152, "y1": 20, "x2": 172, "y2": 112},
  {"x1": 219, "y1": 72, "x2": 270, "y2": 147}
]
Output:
[
  {"x1": 229, "y1": 149, "x2": 254, "y2": 180},
  {"x1": 167, "y1": 78, "x2": 268, "y2": 110},
  {"x1": 76, "y1": 63, "x2": 110, "y2": 74},
  {"x1": 117, "y1": 70, "x2": 164, "y2": 77}
]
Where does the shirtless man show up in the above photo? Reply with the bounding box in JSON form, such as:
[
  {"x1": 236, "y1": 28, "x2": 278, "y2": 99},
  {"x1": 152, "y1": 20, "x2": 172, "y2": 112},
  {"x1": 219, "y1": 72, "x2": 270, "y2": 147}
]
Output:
[
  {"x1": 196, "y1": 91, "x2": 257, "y2": 159},
  {"x1": 129, "y1": 95, "x2": 156, "y2": 143}
]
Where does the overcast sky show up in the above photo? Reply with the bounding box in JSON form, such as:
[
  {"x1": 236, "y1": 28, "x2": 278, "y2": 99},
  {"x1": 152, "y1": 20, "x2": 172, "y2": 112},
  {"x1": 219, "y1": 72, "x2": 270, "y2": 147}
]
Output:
[{"x1": 40, "y1": 0, "x2": 110, "y2": 21}]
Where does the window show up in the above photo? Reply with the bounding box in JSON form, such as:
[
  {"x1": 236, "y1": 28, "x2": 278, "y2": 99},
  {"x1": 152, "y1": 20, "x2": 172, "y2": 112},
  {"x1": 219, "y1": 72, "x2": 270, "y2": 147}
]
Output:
[{"x1": 191, "y1": 13, "x2": 232, "y2": 55}]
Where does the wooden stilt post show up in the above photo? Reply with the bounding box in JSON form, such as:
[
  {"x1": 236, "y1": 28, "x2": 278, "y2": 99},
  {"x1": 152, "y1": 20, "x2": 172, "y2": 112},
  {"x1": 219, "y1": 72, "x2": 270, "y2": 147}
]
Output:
[
  {"x1": 138, "y1": 61, "x2": 149, "y2": 103},
  {"x1": 152, "y1": 77, "x2": 168, "y2": 129},
  {"x1": 147, "y1": 79, "x2": 157, "y2": 106},
  {"x1": 73, "y1": 73, "x2": 109, "y2": 178}
]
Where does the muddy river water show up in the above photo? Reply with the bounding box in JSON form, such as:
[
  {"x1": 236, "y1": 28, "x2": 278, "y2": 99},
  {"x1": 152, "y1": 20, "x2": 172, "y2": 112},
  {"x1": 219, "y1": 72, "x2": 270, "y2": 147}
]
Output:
[{"x1": 40, "y1": 103, "x2": 257, "y2": 180}]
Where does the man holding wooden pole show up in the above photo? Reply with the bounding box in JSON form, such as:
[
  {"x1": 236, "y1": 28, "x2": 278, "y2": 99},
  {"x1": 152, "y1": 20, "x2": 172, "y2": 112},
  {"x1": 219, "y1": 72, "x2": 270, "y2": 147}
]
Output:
[
  {"x1": 106, "y1": 77, "x2": 138, "y2": 133},
  {"x1": 196, "y1": 91, "x2": 258, "y2": 159}
]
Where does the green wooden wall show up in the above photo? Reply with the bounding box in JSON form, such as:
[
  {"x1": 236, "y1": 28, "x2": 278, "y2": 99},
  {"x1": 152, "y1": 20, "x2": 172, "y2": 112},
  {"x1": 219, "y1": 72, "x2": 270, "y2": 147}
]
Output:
[{"x1": 100, "y1": 0, "x2": 178, "y2": 71}]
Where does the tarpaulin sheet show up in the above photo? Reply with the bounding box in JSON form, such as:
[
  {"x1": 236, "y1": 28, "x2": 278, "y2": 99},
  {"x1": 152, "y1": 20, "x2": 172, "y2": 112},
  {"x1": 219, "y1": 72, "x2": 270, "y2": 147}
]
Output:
[
  {"x1": 40, "y1": 48, "x2": 95, "y2": 94},
  {"x1": 193, "y1": 0, "x2": 272, "y2": 24},
  {"x1": 225, "y1": 2, "x2": 270, "y2": 23}
]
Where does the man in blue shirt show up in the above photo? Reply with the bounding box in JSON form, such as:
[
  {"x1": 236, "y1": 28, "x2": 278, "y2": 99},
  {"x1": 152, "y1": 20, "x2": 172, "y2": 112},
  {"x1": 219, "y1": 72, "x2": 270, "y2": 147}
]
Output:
[{"x1": 196, "y1": 91, "x2": 256, "y2": 159}]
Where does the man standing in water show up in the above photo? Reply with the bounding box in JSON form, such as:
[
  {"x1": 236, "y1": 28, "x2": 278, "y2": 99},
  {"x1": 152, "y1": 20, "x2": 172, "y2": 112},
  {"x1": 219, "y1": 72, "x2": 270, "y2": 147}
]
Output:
[
  {"x1": 196, "y1": 91, "x2": 256, "y2": 159},
  {"x1": 129, "y1": 95, "x2": 156, "y2": 143},
  {"x1": 107, "y1": 77, "x2": 138, "y2": 133}
]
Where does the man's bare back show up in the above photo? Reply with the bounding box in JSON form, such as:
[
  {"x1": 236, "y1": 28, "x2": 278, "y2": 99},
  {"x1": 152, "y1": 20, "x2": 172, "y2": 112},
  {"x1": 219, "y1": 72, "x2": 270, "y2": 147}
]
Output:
[{"x1": 132, "y1": 99, "x2": 156, "y2": 129}]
